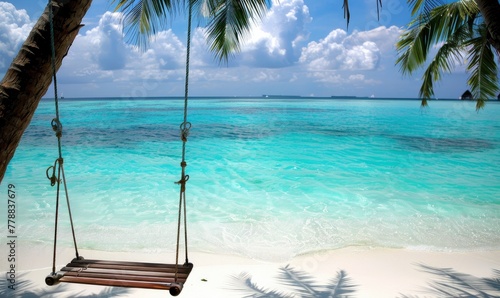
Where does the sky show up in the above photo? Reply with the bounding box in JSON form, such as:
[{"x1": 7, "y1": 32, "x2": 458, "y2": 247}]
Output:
[{"x1": 0, "y1": 0, "x2": 473, "y2": 99}]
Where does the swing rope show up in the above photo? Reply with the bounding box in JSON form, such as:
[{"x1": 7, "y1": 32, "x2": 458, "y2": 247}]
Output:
[
  {"x1": 174, "y1": 0, "x2": 193, "y2": 280},
  {"x1": 44, "y1": 0, "x2": 193, "y2": 289},
  {"x1": 46, "y1": 0, "x2": 80, "y2": 275}
]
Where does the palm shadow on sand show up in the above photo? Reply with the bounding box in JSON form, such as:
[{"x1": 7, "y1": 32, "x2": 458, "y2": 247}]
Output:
[
  {"x1": 3, "y1": 263, "x2": 499, "y2": 297},
  {"x1": 0, "y1": 272, "x2": 130, "y2": 298},
  {"x1": 399, "y1": 264, "x2": 500, "y2": 298},
  {"x1": 229, "y1": 264, "x2": 356, "y2": 298},
  {"x1": 228, "y1": 263, "x2": 500, "y2": 298}
]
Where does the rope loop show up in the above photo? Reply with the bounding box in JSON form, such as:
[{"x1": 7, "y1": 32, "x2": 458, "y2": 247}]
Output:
[
  {"x1": 46, "y1": 166, "x2": 57, "y2": 186},
  {"x1": 46, "y1": 160, "x2": 57, "y2": 186},
  {"x1": 175, "y1": 175, "x2": 190, "y2": 192},
  {"x1": 46, "y1": 158, "x2": 64, "y2": 186},
  {"x1": 175, "y1": 174, "x2": 190, "y2": 185},
  {"x1": 180, "y1": 122, "x2": 191, "y2": 142},
  {"x1": 51, "y1": 118, "x2": 63, "y2": 138}
]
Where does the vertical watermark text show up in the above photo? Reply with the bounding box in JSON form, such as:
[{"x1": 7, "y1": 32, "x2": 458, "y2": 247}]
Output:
[{"x1": 6, "y1": 184, "x2": 17, "y2": 291}]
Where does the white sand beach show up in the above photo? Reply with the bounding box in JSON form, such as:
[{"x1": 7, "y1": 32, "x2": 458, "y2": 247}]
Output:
[{"x1": 3, "y1": 243, "x2": 500, "y2": 297}]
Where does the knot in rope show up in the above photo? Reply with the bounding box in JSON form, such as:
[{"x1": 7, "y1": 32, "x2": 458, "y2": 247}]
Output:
[
  {"x1": 51, "y1": 118, "x2": 63, "y2": 138},
  {"x1": 46, "y1": 158, "x2": 63, "y2": 186},
  {"x1": 175, "y1": 175, "x2": 190, "y2": 192},
  {"x1": 180, "y1": 122, "x2": 191, "y2": 142}
]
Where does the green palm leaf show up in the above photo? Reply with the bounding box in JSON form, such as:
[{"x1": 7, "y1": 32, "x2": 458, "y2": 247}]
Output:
[
  {"x1": 112, "y1": 0, "x2": 177, "y2": 49},
  {"x1": 408, "y1": 0, "x2": 445, "y2": 16},
  {"x1": 396, "y1": 1, "x2": 476, "y2": 74},
  {"x1": 203, "y1": 0, "x2": 270, "y2": 62},
  {"x1": 417, "y1": 22, "x2": 470, "y2": 104},
  {"x1": 396, "y1": 0, "x2": 499, "y2": 109},
  {"x1": 466, "y1": 24, "x2": 499, "y2": 109},
  {"x1": 114, "y1": 0, "x2": 270, "y2": 61}
]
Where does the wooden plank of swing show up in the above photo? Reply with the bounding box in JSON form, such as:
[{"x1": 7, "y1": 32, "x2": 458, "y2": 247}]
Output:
[
  {"x1": 60, "y1": 270, "x2": 183, "y2": 282},
  {"x1": 57, "y1": 259, "x2": 193, "y2": 290},
  {"x1": 69, "y1": 258, "x2": 184, "y2": 268},
  {"x1": 59, "y1": 276, "x2": 174, "y2": 290},
  {"x1": 60, "y1": 266, "x2": 190, "y2": 278},
  {"x1": 65, "y1": 260, "x2": 192, "y2": 273}
]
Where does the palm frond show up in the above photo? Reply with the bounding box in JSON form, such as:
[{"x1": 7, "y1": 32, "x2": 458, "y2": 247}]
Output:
[
  {"x1": 204, "y1": 0, "x2": 271, "y2": 62},
  {"x1": 343, "y1": 0, "x2": 382, "y2": 28},
  {"x1": 396, "y1": 21, "x2": 430, "y2": 75},
  {"x1": 396, "y1": 1, "x2": 477, "y2": 75},
  {"x1": 394, "y1": 0, "x2": 499, "y2": 107},
  {"x1": 113, "y1": 0, "x2": 271, "y2": 61},
  {"x1": 417, "y1": 23, "x2": 469, "y2": 103},
  {"x1": 112, "y1": 0, "x2": 177, "y2": 49},
  {"x1": 376, "y1": 0, "x2": 383, "y2": 20},
  {"x1": 342, "y1": 0, "x2": 350, "y2": 27},
  {"x1": 407, "y1": 0, "x2": 445, "y2": 17},
  {"x1": 466, "y1": 24, "x2": 499, "y2": 109}
]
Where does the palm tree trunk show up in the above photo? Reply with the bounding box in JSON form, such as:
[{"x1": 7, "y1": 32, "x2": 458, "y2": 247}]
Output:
[
  {"x1": 476, "y1": 0, "x2": 500, "y2": 53},
  {"x1": 0, "y1": 0, "x2": 92, "y2": 183}
]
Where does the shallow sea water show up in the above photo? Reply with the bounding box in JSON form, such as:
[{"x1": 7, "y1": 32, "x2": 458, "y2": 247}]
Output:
[{"x1": 3, "y1": 97, "x2": 500, "y2": 261}]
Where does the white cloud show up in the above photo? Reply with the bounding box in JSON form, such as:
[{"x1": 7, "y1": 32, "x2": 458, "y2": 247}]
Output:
[
  {"x1": 188, "y1": 28, "x2": 212, "y2": 67},
  {"x1": 60, "y1": 12, "x2": 188, "y2": 85},
  {"x1": 54, "y1": 5, "x2": 402, "y2": 96},
  {"x1": 349, "y1": 74, "x2": 365, "y2": 81},
  {"x1": 0, "y1": 1, "x2": 469, "y2": 98},
  {"x1": 96, "y1": 12, "x2": 127, "y2": 70},
  {"x1": 58, "y1": 0, "x2": 314, "y2": 89},
  {"x1": 59, "y1": 12, "x2": 121, "y2": 82},
  {"x1": 0, "y1": 2, "x2": 33, "y2": 70},
  {"x1": 251, "y1": 70, "x2": 281, "y2": 82},
  {"x1": 304, "y1": 70, "x2": 381, "y2": 87},
  {"x1": 232, "y1": 0, "x2": 312, "y2": 68},
  {"x1": 145, "y1": 29, "x2": 186, "y2": 70},
  {"x1": 299, "y1": 26, "x2": 401, "y2": 71},
  {"x1": 345, "y1": 26, "x2": 401, "y2": 53},
  {"x1": 307, "y1": 71, "x2": 343, "y2": 84}
]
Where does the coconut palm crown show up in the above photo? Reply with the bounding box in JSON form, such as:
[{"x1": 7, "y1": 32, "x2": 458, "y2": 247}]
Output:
[{"x1": 396, "y1": 0, "x2": 499, "y2": 109}]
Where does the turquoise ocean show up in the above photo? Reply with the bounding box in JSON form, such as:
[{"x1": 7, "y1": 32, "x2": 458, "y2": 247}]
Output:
[{"x1": 3, "y1": 97, "x2": 500, "y2": 261}]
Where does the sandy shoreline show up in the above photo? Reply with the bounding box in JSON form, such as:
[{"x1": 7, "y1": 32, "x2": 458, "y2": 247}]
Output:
[{"x1": 2, "y1": 243, "x2": 499, "y2": 297}]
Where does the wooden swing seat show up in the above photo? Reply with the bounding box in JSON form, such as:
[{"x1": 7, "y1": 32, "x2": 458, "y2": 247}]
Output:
[{"x1": 46, "y1": 257, "x2": 193, "y2": 296}]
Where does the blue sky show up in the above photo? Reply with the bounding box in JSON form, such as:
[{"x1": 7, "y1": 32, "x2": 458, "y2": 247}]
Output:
[{"x1": 0, "y1": 0, "x2": 471, "y2": 98}]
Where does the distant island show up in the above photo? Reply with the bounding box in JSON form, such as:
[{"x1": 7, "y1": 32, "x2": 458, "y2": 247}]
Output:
[
  {"x1": 262, "y1": 95, "x2": 371, "y2": 99},
  {"x1": 262, "y1": 95, "x2": 303, "y2": 98},
  {"x1": 331, "y1": 95, "x2": 360, "y2": 99}
]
